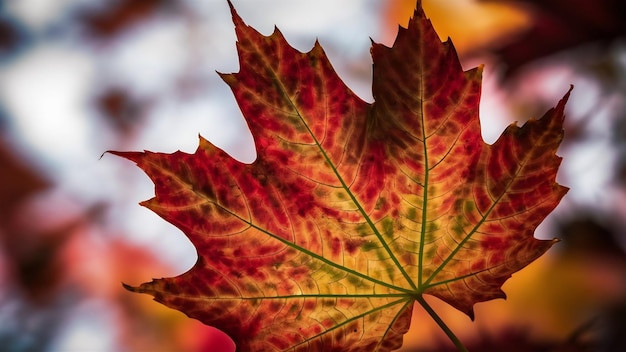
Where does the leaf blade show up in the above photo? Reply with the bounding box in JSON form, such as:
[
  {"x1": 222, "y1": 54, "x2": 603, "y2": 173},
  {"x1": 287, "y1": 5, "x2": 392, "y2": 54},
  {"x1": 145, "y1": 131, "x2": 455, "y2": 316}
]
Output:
[
  {"x1": 421, "y1": 88, "x2": 570, "y2": 317},
  {"x1": 113, "y1": 1, "x2": 570, "y2": 350}
]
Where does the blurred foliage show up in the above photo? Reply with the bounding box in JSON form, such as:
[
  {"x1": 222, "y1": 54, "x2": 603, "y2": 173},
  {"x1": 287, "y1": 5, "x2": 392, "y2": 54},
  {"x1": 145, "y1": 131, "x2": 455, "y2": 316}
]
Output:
[
  {"x1": 481, "y1": 0, "x2": 626, "y2": 76},
  {"x1": 77, "y1": 0, "x2": 180, "y2": 39}
]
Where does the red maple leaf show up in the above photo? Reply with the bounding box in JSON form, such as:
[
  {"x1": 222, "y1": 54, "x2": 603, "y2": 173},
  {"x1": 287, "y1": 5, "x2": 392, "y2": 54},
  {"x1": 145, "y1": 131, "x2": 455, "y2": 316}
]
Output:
[{"x1": 111, "y1": 1, "x2": 570, "y2": 350}]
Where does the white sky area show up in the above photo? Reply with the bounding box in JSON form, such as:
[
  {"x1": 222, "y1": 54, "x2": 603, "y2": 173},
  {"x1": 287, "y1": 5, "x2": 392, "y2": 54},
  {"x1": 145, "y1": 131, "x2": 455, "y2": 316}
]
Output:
[{"x1": 0, "y1": 0, "x2": 621, "y2": 350}]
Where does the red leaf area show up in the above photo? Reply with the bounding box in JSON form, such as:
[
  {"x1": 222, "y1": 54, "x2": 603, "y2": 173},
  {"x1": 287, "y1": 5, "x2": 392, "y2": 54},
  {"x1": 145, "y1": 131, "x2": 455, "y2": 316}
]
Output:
[{"x1": 111, "y1": 1, "x2": 569, "y2": 350}]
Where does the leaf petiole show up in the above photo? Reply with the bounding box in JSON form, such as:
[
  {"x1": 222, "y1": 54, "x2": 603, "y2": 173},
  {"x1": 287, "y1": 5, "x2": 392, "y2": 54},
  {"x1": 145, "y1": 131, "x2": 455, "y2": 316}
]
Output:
[{"x1": 415, "y1": 295, "x2": 468, "y2": 352}]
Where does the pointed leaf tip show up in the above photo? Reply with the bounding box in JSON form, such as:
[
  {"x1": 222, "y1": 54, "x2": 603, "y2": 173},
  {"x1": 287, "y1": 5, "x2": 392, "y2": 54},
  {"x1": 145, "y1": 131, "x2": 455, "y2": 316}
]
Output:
[
  {"x1": 560, "y1": 85, "x2": 574, "y2": 109},
  {"x1": 122, "y1": 282, "x2": 139, "y2": 292},
  {"x1": 227, "y1": 0, "x2": 246, "y2": 35},
  {"x1": 226, "y1": 0, "x2": 235, "y2": 17}
]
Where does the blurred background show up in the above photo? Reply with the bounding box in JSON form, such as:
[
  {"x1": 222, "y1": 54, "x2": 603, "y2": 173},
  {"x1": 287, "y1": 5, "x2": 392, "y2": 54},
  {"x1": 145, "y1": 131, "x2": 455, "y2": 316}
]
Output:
[{"x1": 0, "y1": 0, "x2": 625, "y2": 351}]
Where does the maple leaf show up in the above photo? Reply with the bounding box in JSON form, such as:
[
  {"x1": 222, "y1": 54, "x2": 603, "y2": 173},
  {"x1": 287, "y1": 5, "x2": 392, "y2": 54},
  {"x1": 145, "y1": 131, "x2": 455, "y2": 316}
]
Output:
[{"x1": 111, "y1": 1, "x2": 570, "y2": 350}]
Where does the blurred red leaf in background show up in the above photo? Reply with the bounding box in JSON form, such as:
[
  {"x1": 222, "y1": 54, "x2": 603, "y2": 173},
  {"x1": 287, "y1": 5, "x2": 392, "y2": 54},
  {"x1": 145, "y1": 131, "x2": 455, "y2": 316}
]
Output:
[
  {"x1": 482, "y1": 0, "x2": 626, "y2": 74},
  {"x1": 78, "y1": 0, "x2": 179, "y2": 39}
]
